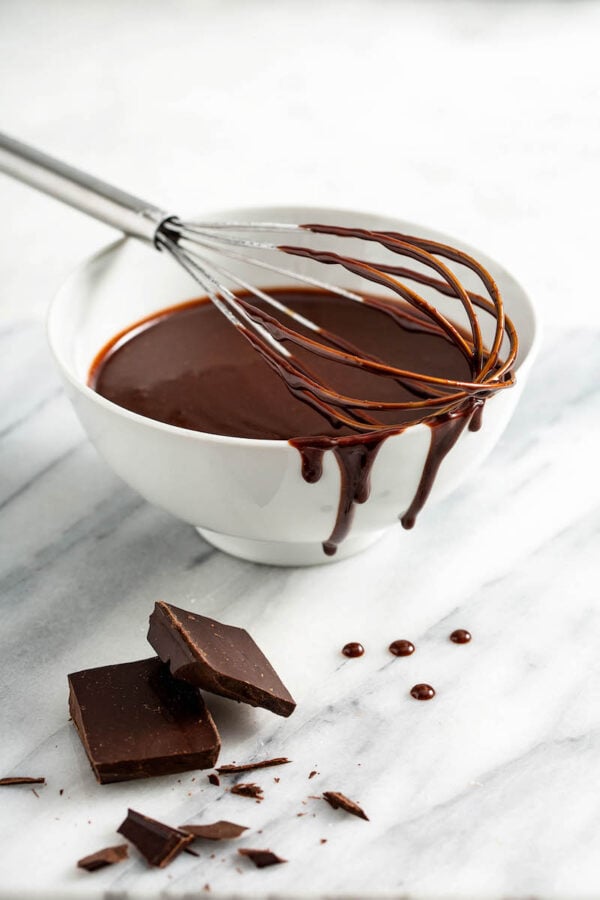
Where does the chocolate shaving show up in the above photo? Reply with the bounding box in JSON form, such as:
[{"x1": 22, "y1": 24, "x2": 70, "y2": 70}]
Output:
[
  {"x1": 231, "y1": 783, "x2": 263, "y2": 801},
  {"x1": 117, "y1": 808, "x2": 193, "y2": 867},
  {"x1": 0, "y1": 776, "x2": 45, "y2": 786},
  {"x1": 322, "y1": 791, "x2": 369, "y2": 821},
  {"x1": 309, "y1": 770, "x2": 317, "y2": 779},
  {"x1": 77, "y1": 844, "x2": 129, "y2": 872},
  {"x1": 217, "y1": 758, "x2": 290, "y2": 775},
  {"x1": 180, "y1": 821, "x2": 248, "y2": 841},
  {"x1": 238, "y1": 848, "x2": 287, "y2": 868},
  {"x1": 208, "y1": 773, "x2": 220, "y2": 786}
]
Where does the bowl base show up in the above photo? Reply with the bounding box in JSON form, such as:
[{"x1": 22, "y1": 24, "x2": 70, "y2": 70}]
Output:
[{"x1": 196, "y1": 527, "x2": 385, "y2": 566}]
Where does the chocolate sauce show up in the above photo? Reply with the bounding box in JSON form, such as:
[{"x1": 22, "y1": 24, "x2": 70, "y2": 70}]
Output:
[
  {"x1": 341, "y1": 642, "x2": 365, "y2": 658},
  {"x1": 450, "y1": 629, "x2": 471, "y2": 644},
  {"x1": 410, "y1": 684, "x2": 435, "y2": 701},
  {"x1": 90, "y1": 287, "x2": 482, "y2": 555},
  {"x1": 389, "y1": 640, "x2": 415, "y2": 657}
]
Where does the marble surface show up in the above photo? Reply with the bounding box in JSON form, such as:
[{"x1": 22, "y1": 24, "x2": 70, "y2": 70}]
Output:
[
  {"x1": 1, "y1": 323, "x2": 600, "y2": 900},
  {"x1": 2, "y1": 2, "x2": 600, "y2": 898}
]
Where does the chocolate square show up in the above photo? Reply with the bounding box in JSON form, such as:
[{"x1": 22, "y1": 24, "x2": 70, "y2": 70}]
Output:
[
  {"x1": 147, "y1": 602, "x2": 296, "y2": 717},
  {"x1": 68, "y1": 657, "x2": 220, "y2": 784}
]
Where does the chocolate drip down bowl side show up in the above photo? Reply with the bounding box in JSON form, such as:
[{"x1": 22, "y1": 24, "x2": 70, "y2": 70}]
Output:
[{"x1": 47, "y1": 206, "x2": 539, "y2": 566}]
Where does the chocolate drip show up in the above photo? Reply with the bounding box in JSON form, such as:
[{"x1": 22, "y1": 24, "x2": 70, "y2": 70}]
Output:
[
  {"x1": 468, "y1": 398, "x2": 485, "y2": 432},
  {"x1": 341, "y1": 642, "x2": 365, "y2": 658},
  {"x1": 292, "y1": 432, "x2": 387, "y2": 556},
  {"x1": 389, "y1": 640, "x2": 415, "y2": 657},
  {"x1": 400, "y1": 403, "x2": 477, "y2": 530},
  {"x1": 450, "y1": 629, "x2": 471, "y2": 644}
]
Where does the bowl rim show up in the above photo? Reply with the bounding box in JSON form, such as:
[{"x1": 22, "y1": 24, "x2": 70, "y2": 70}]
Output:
[{"x1": 47, "y1": 204, "x2": 541, "y2": 450}]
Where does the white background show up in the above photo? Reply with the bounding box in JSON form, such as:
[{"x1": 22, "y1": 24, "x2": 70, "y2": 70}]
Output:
[{"x1": 1, "y1": 0, "x2": 599, "y2": 330}]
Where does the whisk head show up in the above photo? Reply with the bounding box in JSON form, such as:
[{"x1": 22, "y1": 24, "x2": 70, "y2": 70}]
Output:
[{"x1": 155, "y1": 219, "x2": 518, "y2": 434}]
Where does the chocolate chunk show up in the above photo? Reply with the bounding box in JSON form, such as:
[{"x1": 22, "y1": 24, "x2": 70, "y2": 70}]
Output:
[
  {"x1": 0, "y1": 776, "x2": 45, "y2": 786},
  {"x1": 117, "y1": 808, "x2": 193, "y2": 867},
  {"x1": 309, "y1": 771, "x2": 317, "y2": 779},
  {"x1": 208, "y1": 773, "x2": 220, "y2": 786},
  {"x1": 148, "y1": 602, "x2": 296, "y2": 717},
  {"x1": 238, "y1": 848, "x2": 287, "y2": 868},
  {"x1": 180, "y1": 821, "x2": 248, "y2": 841},
  {"x1": 322, "y1": 791, "x2": 369, "y2": 821},
  {"x1": 77, "y1": 844, "x2": 129, "y2": 872},
  {"x1": 217, "y1": 758, "x2": 290, "y2": 775},
  {"x1": 231, "y1": 783, "x2": 263, "y2": 800},
  {"x1": 68, "y1": 657, "x2": 220, "y2": 784}
]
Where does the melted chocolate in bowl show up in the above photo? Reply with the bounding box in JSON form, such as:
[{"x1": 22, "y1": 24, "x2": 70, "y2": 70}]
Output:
[{"x1": 90, "y1": 287, "x2": 484, "y2": 556}]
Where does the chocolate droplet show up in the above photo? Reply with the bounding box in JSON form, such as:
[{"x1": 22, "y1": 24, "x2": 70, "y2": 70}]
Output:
[
  {"x1": 342, "y1": 642, "x2": 365, "y2": 658},
  {"x1": 450, "y1": 629, "x2": 471, "y2": 644},
  {"x1": 410, "y1": 683, "x2": 435, "y2": 701},
  {"x1": 389, "y1": 639, "x2": 415, "y2": 657}
]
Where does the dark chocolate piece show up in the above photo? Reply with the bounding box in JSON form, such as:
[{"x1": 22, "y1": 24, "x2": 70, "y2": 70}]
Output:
[
  {"x1": 180, "y1": 821, "x2": 248, "y2": 841},
  {"x1": 410, "y1": 683, "x2": 436, "y2": 700},
  {"x1": 389, "y1": 639, "x2": 415, "y2": 657},
  {"x1": 450, "y1": 629, "x2": 472, "y2": 644},
  {"x1": 238, "y1": 848, "x2": 287, "y2": 868},
  {"x1": 0, "y1": 776, "x2": 45, "y2": 786},
  {"x1": 117, "y1": 808, "x2": 193, "y2": 867},
  {"x1": 77, "y1": 844, "x2": 129, "y2": 872},
  {"x1": 309, "y1": 771, "x2": 317, "y2": 779},
  {"x1": 208, "y1": 773, "x2": 220, "y2": 786},
  {"x1": 68, "y1": 657, "x2": 220, "y2": 784},
  {"x1": 231, "y1": 783, "x2": 263, "y2": 800},
  {"x1": 322, "y1": 791, "x2": 369, "y2": 821},
  {"x1": 217, "y1": 758, "x2": 290, "y2": 775},
  {"x1": 341, "y1": 642, "x2": 364, "y2": 658},
  {"x1": 148, "y1": 602, "x2": 296, "y2": 717}
]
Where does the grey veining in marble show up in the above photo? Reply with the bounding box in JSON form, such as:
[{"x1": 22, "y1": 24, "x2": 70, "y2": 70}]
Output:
[{"x1": 1, "y1": 321, "x2": 599, "y2": 899}]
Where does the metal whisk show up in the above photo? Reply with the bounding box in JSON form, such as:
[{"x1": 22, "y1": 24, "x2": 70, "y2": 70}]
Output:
[{"x1": 0, "y1": 132, "x2": 517, "y2": 432}]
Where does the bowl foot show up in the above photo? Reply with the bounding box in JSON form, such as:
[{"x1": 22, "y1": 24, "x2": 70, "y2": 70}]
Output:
[{"x1": 196, "y1": 528, "x2": 385, "y2": 566}]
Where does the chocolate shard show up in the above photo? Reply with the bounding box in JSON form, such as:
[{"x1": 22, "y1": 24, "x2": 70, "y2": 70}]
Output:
[
  {"x1": 322, "y1": 791, "x2": 369, "y2": 821},
  {"x1": 180, "y1": 821, "x2": 248, "y2": 841},
  {"x1": 238, "y1": 848, "x2": 287, "y2": 868},
  {"x1": 148, "y1": 602, "x2": 296, "y2": 717},
  {"x1": 77, "y1": 844, "x2": 129, "y2": 872},
  {"x1": 117, "y1": 808, "x2": 193, "y2": 867},
  {"x1": 231, "y1": 783, "x2": 263, "y2": 800},
  {"x1": 217, "y1": 758, "x2": 290, "y2": 775},
  {"x1": 68, "y1": 657, "x2": 220, "y2": 784},
  {"x1": 0, "y1": 776, "x2": 45, "y2": 786},
  {"x1": 208, "y1": 773, "x2": 220, "y2": 786}
]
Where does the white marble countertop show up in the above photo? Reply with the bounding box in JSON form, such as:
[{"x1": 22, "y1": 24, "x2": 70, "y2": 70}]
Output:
[{"x1": 2, "y1": 2, "x2": 600, "y2": 898}]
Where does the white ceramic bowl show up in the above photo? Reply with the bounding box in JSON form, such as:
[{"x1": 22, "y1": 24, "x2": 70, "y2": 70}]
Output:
[{"x1": 48, "y1": 206, "x2": 539, "y2": 566}]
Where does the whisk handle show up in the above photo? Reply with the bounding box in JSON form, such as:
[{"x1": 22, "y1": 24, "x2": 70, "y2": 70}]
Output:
[{"x1": 0, "y1": 132, "x2": 171, "y2": 244}]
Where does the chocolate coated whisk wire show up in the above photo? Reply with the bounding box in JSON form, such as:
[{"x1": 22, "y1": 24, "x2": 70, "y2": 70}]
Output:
[
  {"x1": 157, "y1": 220, "x2": 518, "y2": 432},
  {"x1": 0, "y1": 132, "x2": 518, "y2": 434}
]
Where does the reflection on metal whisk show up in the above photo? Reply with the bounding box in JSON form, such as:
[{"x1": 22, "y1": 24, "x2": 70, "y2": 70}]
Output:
[{"x1": 0, "y1": 133, "x2": 517, "y2": 432}]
